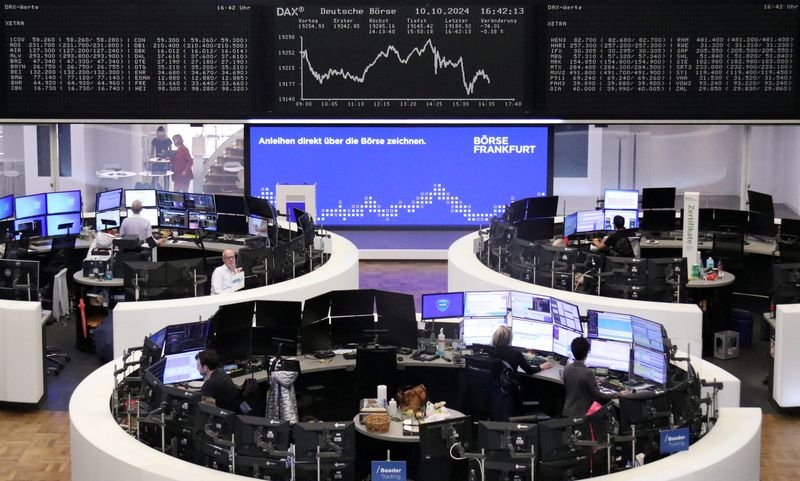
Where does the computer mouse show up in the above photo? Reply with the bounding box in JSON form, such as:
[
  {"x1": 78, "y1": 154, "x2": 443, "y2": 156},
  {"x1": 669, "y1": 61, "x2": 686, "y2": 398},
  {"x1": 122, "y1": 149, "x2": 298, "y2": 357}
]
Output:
[
  {"x1": 171, "y1": 239, "x2": 179, "y2": 243},
  {"x1": 397, "y1": 356, "x2": 403, "y2": 362}
]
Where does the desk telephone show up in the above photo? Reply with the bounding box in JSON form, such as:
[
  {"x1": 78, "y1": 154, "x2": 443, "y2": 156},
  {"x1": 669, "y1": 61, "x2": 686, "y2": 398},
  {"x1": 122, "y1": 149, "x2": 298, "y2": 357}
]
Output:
[{"x1": 411, "y1": 345, "x2": 438, "y2": 362}]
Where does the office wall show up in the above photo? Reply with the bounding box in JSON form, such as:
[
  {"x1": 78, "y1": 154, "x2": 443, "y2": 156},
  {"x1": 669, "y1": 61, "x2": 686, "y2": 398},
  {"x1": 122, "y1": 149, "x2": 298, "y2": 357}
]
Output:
[{"x1": 770, "y1": 126, "x2": 800, "y2": 214}]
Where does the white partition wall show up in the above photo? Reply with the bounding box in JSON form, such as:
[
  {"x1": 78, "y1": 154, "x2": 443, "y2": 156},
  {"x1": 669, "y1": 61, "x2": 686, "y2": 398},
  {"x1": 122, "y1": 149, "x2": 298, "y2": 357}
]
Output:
[
  {"x1": 448, "y1": 232, "x2": 704, "y2": 356},
  {"x1": 0, "y1": 300, "x2": 44, "y2": 404},
  {"x1": 111, "y1": 232, "x2": 359, "y2": 357},
  {"x1": 773, "y1": 304, "x2": 800, "y2": 407}
]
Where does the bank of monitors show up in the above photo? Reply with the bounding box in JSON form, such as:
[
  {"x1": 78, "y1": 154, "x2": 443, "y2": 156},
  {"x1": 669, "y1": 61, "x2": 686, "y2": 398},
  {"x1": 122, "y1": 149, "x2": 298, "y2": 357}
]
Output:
[
  {"x1": 585, "y1": 338, "x2": 631, "y2": 373},
  {"x1": 604, "y1": 189, "x2": 639, "y2": 210},
  {"x1": 550, "y1": 297, "x2": 582, "y2": 332},
  {"x1": 161, "y1": 349, "x2": 203, "y2": 384},
  {"x1": 586, "y1": 310, "x2": 633, "y2": 343},
  {"x1": 421, "y1": 292, "x2": 464, "y2": 320},
  {"x1": 631, "y1": 345, "x2": 668, "y2": 386},
  {"x1": 95, "y1": 209, "x2": 121, "y2": 231},
  {"x1": 125, "y1": 189, "x2": 157, "y2": 208},
  {"x1": 604, "y1": 209, "x2": 639, "y2": 230},
  {"x1": 641, "y1": 210, "x2": 676, "y2": 233},
  {"x1": 184, "y1": 193, "x2": 215, "y2": 212},
  {"x1": 0, "y1": 195, "x2": 12, "y2": 220},
  {"x1": 641, "y1": 187, "x2": 676, "y2": 209},
  {"x1": 188, "y1": 211, "x2": 218, "y2": 231},
  {"x1": 461, "y1": 317, "x2": 507, "y2": 346},
  {"x1": 631, "y1": 317, "x2": 665, "y2": 352},
  {"x1": 464, "y1": 291, "x2": 509, "y2": 318},
  {"x1": 96, "y1": 188, "x2": 122, "y2": 212}
]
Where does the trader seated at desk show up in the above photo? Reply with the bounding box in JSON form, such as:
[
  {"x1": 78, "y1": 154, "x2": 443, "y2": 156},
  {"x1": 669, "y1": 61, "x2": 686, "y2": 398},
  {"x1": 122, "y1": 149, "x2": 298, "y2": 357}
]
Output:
[
  {"x1": 195, "y1": 349, "x2": 241, "y2": 412},
  {"x1": 210, "y1": 249, "x2": 244, "y2": 295},
  {"x1": 491, "y1": 325, "x2": 554, "y2": 375},
  {"x1": 120, "y1": 199, "x2": 166, "y2": 245},
  {"x1": 562, "y1": 337, "x2": 628, "y2": 418},
  {"x1": 592, "y1": 215, "x2": 634, "y2": 257}
]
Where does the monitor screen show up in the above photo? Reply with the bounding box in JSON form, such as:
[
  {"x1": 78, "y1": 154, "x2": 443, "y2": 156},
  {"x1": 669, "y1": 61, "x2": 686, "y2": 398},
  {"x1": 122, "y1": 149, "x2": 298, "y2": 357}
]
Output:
[
  {"x1": 0, "y1": 195, "x2": 12, "y2": 220},
  {"x1": 184, "y1": 193, "x2": 215, "y2": 212},
  {"x1": 510, "y1": 291, "x2": 552, "y2": 322},
  {"x1": 641, "y1": 187, "x2": 676, "y2": 209},
  {"x1": 632, "y1": 345, "x2": 667, "y2": 385},
  {"x1": 515, "y1": 217, "x2": 554, "y2": 242},
  {"x1": 96, "y1": 189, "x2": 122, "y2": 212},
  {"x1": 245, "y1": 195, "x2": 274, "y2": 219},
  {"x1": 127, "y1": 207, "x2": 159, "y2": 227},
  {"x1": 713, "y1": 208, "x2": 747, "y2": 232},
  {"x1": 604, "y1": 189, "x2": 639, "y2": 210},
  {"x1": 575, "y1": 210, "x2": 605, "y2": 233},
  {"x1": 781, "y1": 218, "x2": 800, "y2": 238},
  {"x1": 563, "y1": 212, "x2": 578, "y2": 237},
  {"x1": 46, "y1": 190, "x2": 82, "y2": 215},
  {"x1": 604, "y1": 209, "x2": 639, "y2": 230},
  {"x1": 461, "y1": 317, "x2": 507, "y2": 346},
  {"x1": 507, "y1": 198, "x2": 528, "y2": 223},
  {"x1": 216, "y1": 214, "x2": 248, "y2": 235},
  {"x1": 747, "y1": 190, "x2": 774, "y2": 217},
  {"x1": 641, "y1": 210, "x2": 676, "y2": 232},
  {"x1": 527, "y1": 196, "x2": 559, "y2": 219},
  {"x1": 125, "y1": 189, "x2": 157, "y2": 208},
  {"x1": 156, "y1": 190, "x2": 186, "y2": 210},
  {"x1": 631, "y1": 316, "x2": 664, "y2": 352},
  {"x1": 421, "y1": 292, "x2": 464, "y2": 320},
  {"x1": 159, "y1": 208, "x2": 188, "y2": 229},
  {"x1": 13, "y1": 216, "x2": 45, "y2": 237},
  {"x1": 14, "y1": 193, "x2": 46, "y2": 218},
  {"x1": 95, "y1": 210, "x2": 121, "y2": 231},
  {"x1": 249, "y1": 125, "x2": 551, "y2": 226},
  {"x1": 188, "y1": 211, "x2": 218, "y2": 231},
  {"x1": 586, "y1": 310, "x2": 633, "y2": 343},
  {"x1": 552, "y1": 325, "x2": 583, "y2": 359},
  {"x1": 550, "y1": 298, "x2": 582, "y2": 332},
  {"x1": 464, "y1": 291, "x2": 509, "y2": 318},
  {"x1": 46, "y1": 212, "x2": 82, "y2": 236},
  {"x1": 215, "y1": 194, "x2": 246, "y2": 215},
  {"x1": 511, "y1": 317, "x2": 553, "y2": 352},
  {"x1": 162, "y1": 349, "x2": 203, "y2": 384},
  {"x1": 585, "y1": 338, "x2": 631, "y2": 373}
]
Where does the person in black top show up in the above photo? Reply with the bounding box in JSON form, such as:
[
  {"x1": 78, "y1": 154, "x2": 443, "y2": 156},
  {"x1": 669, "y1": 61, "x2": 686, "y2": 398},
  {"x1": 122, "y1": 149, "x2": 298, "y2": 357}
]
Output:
[
  {"x1": 490, "y1": 325, "x2": 554, "y2": 375},
  {"x1": 195, "y1": 349, "x2": 241, "y2": 413},
  {"x1": 592, "y1": 215, "x2": 634, "y2": 257},
  {"x1": 562, "y1": 337, "x2": 628, "y2": 418},
  {"x1": 150, "y1": 125, "x2": 173, "y2": 158}
]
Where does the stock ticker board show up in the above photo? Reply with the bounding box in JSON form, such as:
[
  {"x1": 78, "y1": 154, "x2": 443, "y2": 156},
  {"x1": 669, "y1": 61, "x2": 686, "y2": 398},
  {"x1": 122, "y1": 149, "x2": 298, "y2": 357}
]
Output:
[{"x1": 0, "y1": 0, "x2": 799, "y2": 120}]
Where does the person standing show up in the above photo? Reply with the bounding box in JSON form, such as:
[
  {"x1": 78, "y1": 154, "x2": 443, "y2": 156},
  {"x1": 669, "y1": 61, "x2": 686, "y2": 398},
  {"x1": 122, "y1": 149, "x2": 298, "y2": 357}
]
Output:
[
  {"x1": 150, "y1": 126, "x2": 172, "y2": 159},
  {"x1": 171, "y1": 134, "x2": 194, "y2": 192}
]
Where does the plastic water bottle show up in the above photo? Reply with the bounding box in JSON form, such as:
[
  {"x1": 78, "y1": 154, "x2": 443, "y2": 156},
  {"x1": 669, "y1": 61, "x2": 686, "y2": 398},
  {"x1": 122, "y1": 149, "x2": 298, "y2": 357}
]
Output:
[
  {"x1": 706, "y1": 257, "x2": 715, "y2": 270},
  {"x1": 436, "y1": 328, "x2": 446, "y2": 356}
]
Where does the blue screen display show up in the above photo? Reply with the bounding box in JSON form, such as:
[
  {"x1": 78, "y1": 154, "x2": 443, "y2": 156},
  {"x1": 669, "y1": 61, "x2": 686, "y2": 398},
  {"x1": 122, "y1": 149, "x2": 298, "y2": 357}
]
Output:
[
  {"x1": 421, "y1": 292, "x2": 464, "y2": 320},
  {"x1": 249, "y1": 125, "x2": 551, "y2": 226},
  {"x1": 96, "y1": 189, "x2": 122, "y2": 212},
  {"x1": 0, "y1": 195, "x2": 13, "y2": 220},
  {"x1": 47, "y1": 213, "x2": 82, "y2": 236},
  {"x1": 14, "y1": 215, "x2": 46, "y2": 236},
  {"x1": 46, "y1": 190, "x2": 82, "y2": 214},
  {"x1": 15, "y1": 193, "x2": 46, "y2": 218}
]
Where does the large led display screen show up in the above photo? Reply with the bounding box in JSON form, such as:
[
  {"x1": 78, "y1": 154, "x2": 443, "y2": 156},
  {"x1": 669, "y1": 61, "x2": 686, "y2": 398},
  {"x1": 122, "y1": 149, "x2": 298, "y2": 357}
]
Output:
[{"x1": 248, "y1": 125, "x2": 551, "y2": 226}]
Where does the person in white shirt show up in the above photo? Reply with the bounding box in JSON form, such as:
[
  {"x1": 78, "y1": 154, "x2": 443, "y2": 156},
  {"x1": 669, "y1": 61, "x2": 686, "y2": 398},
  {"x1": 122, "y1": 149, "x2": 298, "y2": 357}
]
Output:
[
  {"x1": 120, "y1": 200, "x2": 154, "y2": 242},
  {"x1": 211, "y1": 249, "x2": 243, "y2": 295}
]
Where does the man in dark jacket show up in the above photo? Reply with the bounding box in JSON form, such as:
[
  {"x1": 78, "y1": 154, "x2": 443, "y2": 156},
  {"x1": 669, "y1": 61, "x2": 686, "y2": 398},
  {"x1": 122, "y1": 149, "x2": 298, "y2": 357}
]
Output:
[{"x1": 562, "y1": 337, "x2": 627, "y2": 418}]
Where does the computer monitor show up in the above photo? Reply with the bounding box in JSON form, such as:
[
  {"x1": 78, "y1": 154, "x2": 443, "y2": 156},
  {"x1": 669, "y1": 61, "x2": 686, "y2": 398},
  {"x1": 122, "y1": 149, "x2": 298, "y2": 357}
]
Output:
[
  {"x1": 165, "y1": 258, "x2": 206, "y2": 296},
  {"x1": 631, "y1": 316, "x2": 665, "y2": 352},
  {"x1": 162, "y1": 349, "x2": 203, "y2": 384},
  {"x1": 713, "y1": 209, "x2": 747, "y2": 233},
  {"x1": 747, "y1": 189, "x2": 774, "y2": 217},
  {"x1": 506, "y1": 198, "x2": 528, "y2": 223},
  {"x1": 647, "y1": 257, "x2": 688, "y2": 303},
  {"x1": 215, "y1": 194, "x2": 246, "y2": 215},
  {"x1": 563, "y1": 212, "x2": 578, "y2": 237},
  {"x1": 0, "y1": 259, "x2": 39, "y2": 301},
  {"x1": 14, "y1": 216, "x2": 45, "y2": 237},
  {"x1": 46, "y1": 212, "x2": 82, "y2": 236},
  {"x1": 586, "y1": 310, "x2": 633, "y2": 343},
  {"x1": 188, "y1": 211, "x2": 218, "y2": 231},
  {"x1": 478, "y1": 420, "x2": 537, "y2": 454},
  {"x1": 235, "y1": 416, "x2": 291, "y2": 457},
  {"x1": 330, "y1": 289, "x2": 375, "y2": 317},
  {"x1": 123, "y1": 261, "x2": 167, "y2": 287},
  {"x1": 552, "y1": 325, "x2": 583, "y2": 359},
  {"x1": 781, "y1": 218, "x2": 800, "y2": 238},
  {"x1": 461, "y1": 317, "x2": 507, "y2": 346},
  {"x1": 149, "y1": 327, "x2": 168, "y2": 352},
  {"x1": 96, "y1": 188, "x2": 122, "y2": 212},
  {"x1": 698, "y1": 208, "x2": 714, "y2": 232},
  {"x1": 515, "y1": 217, "x2": 555, "y2": 242},
  {"x1": 641, "y1": 210, "x2": 676, "y2": 233},
  {"x1": 330, "y1": 315, "x2": 376, "y2": 347},
  {"x1": 125, "y1": 189, "x2": 157, "y2": 208},
  {"x1": 604, "y1": 209, "x2": 639, "y2": 230},
  {"x1": 95, "y1": 210, "x2": 121, "y2": 231},
  {"x1": 156, "y1": 190, "x2": 186, "y2": 210},
  {"x1": 245, "y1": 195, "x2": 275, "y2": 219},
  {"x1": 127, "y1": 207, "x2": 159, "y2": 227},
  {"x1": 163, "y1": 320, "x2": 211, "y2": 355},
  {"x1": 575, "y1": 210, "x2": 605, "y2": 233},
  {"x1": 511, "y1": 318, "x2": 554, "y2": 352},
  {"x1": 374, "y1": 290, "x2": 418, "y2": 348},
  {"x1": 464, "y1": 291, "x2": 509, "y2": 318},
  {"x1": 641, "y1": 187, "x2": 676, "y2": 209},
  {"x1": 158, "y1": 208, "x2": 188, "y2": 229},
  {"x1": 14, "y1": 193, "x2": 46, "y2": 218},
  {"x1": 418, "y1": 416, "x2": 472, "y2": 481},
  {"x1": 631, "y1": 345, "x2": 668, "y2": 385},
  {"x1": 527, "y1": 196, "x2": 559, "y2": 219},
  {"x1": 0, "y1": 195, "x2": 12, "y2": 221},
  {"x1": 603, "y1": 257, "x2": 648, "y2": 285},
  {"x1": 421, "y1": 292, "x2": 464, "y2": 320},
  {"x1": 510, "y1": 291, "x2": 553, "y2": 322},
  {"x1": 293, "y1": 421, "x2": 355, "y2": 461},
  {"x1": 46, "y1": 190, "x2": 81, "y2": 214},
  {"x1": 550, "y1": 297, "x2": 582, "y2": 332},
  {"x1": 216, "y1": 214, "x2": 249, "y2": 235},
  {"x1": 585, "y1": 338, "x2": 631, "y2": 373},
  {"x1": 748, "y1": 212, "x2": 776, "y2": 237},
  {"x1": 184, "y1": 193, "x2": 215, "y2": 212},
  {"x1": 604, "y1": 189, "x2": 639, "y2": 210}
]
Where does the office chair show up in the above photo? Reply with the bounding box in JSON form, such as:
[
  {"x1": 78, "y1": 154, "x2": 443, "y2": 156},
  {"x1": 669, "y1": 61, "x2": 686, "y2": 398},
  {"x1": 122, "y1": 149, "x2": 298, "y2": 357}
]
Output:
[
  {"x1": 354, "y1": 346, "x2": 398, "y2": 401},
  {"x1": 3, "y1": 238, "x2": 29, "y2": 260},
  {"x1": 628, "y1": 236, "x2": 642, "y2": 258},
  {"x1": 461, "y1": 355, "x2": 501, "y2": 420},
  {"x1": 711, "y1": 232, "x2": 745, "y2": 273},
  {"x1": 46, "y1": 268, "x2": 71, "y2": 375}
]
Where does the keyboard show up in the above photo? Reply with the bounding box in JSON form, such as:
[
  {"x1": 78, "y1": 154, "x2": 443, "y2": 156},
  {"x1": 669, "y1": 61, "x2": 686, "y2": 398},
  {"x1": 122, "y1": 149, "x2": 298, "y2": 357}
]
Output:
[
  {"x1": 526, "y1": 356, "x2": 547, "y2": 367},
  {"x1": 599, "y1": 379, "x2": 626, "y2": 392}
]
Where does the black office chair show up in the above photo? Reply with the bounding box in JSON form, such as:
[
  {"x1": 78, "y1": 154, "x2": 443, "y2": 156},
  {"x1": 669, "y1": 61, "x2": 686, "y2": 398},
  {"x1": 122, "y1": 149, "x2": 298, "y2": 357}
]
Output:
[
  {"x1": 3, "y1": 238, "x2": 29, "y2": 260},
  {"x1": 461, "y1": 355, "x2": 501, "y2": 420},
  {"x1": 711, "y1": 232, "x2": 745, "y2": 273},
  {"x1": 354, "y1": 346, "x2": 398, "y2": 401}
]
